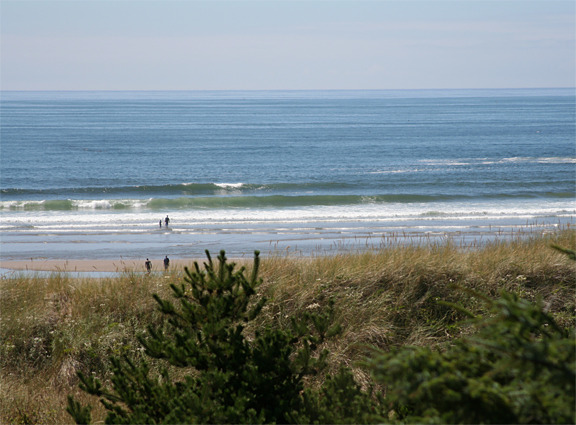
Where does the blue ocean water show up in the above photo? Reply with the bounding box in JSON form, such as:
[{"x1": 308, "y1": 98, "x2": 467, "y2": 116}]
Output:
[{"x1": 1, "y1": 88, "x2": 574, "y2": 261}]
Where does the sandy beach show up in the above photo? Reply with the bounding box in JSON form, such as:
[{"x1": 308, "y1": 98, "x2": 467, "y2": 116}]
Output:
[
  {"x1": 1, "y1": 225, "x2": 571, "y2": 275},
  {"x1": 0, "y1": 258, "x2": 205, "y2": 273}
]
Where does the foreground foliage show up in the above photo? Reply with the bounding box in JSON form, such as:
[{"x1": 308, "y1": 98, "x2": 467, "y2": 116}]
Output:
[
  {"x1": 367, "y1": 244, "x2": 576, "y2": 424},
  {"x1": 67, "y1": 250, "x2": 383, "y2": 424},
  {"x1": 68, "y1": 247, "x2": 575, "y2": 424},
  {"x1": 368, "y1": 291, "x2": 575, "y2": 424},
  {"x1": 2, "y1": 229, "x2": 573, "y2": 424}
]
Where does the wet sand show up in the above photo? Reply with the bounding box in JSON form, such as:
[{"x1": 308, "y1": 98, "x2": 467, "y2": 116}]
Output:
[
  {"x1": 1, "y1": 224, "x2": 568, "y2": 275},
  {"x1": 0, "y1": 258, "x2": 204, "y2": 273}
]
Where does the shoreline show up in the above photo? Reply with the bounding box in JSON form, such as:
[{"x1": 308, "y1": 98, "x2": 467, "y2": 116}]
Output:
[
  {"x1": 0, "y1": 258, "x2": 204, "y2": 273},
  {"x1": 2, "y1": 225, "x2": 572, "y2": 274}
]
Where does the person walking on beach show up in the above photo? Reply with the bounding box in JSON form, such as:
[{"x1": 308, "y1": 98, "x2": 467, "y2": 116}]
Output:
[
  {"x1": 164, "y1": 255, "x2": 170, "y2": 270},
  {"x1": 165, "y1": 215, "x2": 170, "y2": 227},
  {"x1": 145, "y1": 258, "x2": 152, "y2": 273}
]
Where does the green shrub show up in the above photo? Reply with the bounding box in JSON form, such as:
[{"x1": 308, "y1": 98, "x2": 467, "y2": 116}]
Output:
[
  {"x1": 67, "y1": 250, "x2": 383, "y2": 424},
  {"x1": 367, "y1": 290, "x2": 575, "y2": 424}
]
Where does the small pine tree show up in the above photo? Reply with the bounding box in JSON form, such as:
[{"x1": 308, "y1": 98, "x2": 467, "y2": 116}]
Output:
[{"x1": 68, "y1": 250, "x2": 383, "y2": 424}]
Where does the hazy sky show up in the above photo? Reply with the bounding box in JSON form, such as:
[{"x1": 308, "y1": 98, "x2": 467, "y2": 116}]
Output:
[{"x1": 1, "y1": 0, "x2": 574, "y2": 91}]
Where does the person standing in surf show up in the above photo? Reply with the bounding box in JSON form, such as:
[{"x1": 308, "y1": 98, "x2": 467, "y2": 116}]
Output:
[{"x1": 165, "y1": 215, "x2": 170, "y2": 227}]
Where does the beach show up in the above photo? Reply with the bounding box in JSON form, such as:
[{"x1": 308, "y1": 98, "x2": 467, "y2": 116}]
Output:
[
  {"x1": 0, "y1": 258, "x2": 204, "y2": 273},
  {"x1": 0, "y1": 222, "x2": 570, "y2": 276}
]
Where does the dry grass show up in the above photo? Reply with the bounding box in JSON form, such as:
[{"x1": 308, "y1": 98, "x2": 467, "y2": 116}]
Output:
[{"x1": 1, "y1": 228, "x2": 574, "y2": 424}]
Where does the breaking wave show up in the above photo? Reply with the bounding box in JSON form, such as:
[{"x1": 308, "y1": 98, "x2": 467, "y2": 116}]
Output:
[{"x1": 1, "y1": 191, "x2": 573, "y2": 211}]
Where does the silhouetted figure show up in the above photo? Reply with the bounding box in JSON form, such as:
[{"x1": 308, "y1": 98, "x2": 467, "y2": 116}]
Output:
[
  {"x1": 145, "y1": 258, "x2": 152, "y2": 273},
  {"x1": 165, "y1": 215, "x2": 170, "y2": 227},
  {"x1": 164, "y1": 255, "x2": 170, "y2": 270},
  {"x1": 159, "y1": 219, "x2": 162, "y2": 228}
]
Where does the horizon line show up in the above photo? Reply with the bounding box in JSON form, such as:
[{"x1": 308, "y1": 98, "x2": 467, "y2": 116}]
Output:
[{"x1": 1, "y1": 87, "x2": 575, "y2": 93}]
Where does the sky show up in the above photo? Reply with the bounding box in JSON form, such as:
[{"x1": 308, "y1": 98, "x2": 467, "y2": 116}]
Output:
[{"x1": 1, "y1": 0, "x2": 574, "y2": 91}]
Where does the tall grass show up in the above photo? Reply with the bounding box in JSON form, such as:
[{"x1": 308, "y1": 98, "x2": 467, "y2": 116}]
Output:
[{"x1": 1, "y1": 228, "x2": 574, "y2": 424}]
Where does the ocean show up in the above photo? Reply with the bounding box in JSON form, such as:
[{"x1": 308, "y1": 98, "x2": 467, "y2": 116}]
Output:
[{"x1": 1, "y1": 88, "x2": 575, "y2": 262}]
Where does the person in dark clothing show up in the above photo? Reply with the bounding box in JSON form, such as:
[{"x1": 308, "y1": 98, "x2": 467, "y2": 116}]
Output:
[
  {"x1": 164, "y1": 255, "x2": 170, "y2": 270},
  {"x1": 165, "y1": 215, "x2": 170, "y2": 227},
  {"x1": 145, "y1": 258, "x2": 152, "y2": 273},
  {"x1": 159, "y1": 219, "x2": 162, "y2": 228}
]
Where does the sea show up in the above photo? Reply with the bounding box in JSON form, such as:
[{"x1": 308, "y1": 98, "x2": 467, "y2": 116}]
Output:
[{"x1": 1, "y1": 88, "x2": 575, "y2": 264}]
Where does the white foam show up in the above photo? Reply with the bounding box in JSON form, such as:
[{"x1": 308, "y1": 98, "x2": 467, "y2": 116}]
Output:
[
  {"x1": 417, "y1": 157, "x2": 576, "y2": 166},
  {"x1": 1, "y1": 198, "x2": 573, "y2": 235},
  {"x1": 214, "y1": 183, "x2": 244, "y2": 189},
  {"x1": 76, "y1": 200, "x2": 114, "y2": 209},
  {"x1": 501, "y1": 157, "x2": 576, "y2": 164},
  {"x1": 536, "y1": 157, "x2": 576, "y2": 164},
  {"x1": 368, "y1": 169, "x2": 424, "y2": 174}
]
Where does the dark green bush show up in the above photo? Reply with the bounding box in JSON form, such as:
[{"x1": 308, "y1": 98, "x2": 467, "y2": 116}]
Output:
[
  {"x1": 67, "y1": 250, "x2": 382, "y2": 424},
  {"x1": 367, "y1": 291, "x2": 575, "y2": 424}
]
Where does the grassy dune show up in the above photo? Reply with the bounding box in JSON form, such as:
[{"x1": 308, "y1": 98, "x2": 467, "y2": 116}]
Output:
[{"x1": 1, "y1": 228, "x2": 574, "y2": 424}]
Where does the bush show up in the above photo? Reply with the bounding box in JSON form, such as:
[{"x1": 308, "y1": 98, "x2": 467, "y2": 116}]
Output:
[
  {"x1": 67, "y1": 250, "x2": 383, "y2": 424},
  {"x1": 367, "y1": 290, "x2": 575, "y2": 424}
]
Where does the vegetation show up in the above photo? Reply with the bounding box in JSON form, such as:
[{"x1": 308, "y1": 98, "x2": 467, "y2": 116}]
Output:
[
  {"x1": 1, "y1": 228, "x2": 574, "y2": 424},
  {"x1": 368, "y1": 290, "x2": 575, "y2": 424},
  {"x1": 67, "y1": 250, "x2": 383, "y2": 424}
]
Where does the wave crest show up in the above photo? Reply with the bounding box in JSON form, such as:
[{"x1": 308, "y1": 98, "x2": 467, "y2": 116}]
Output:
[{"x1": 2, "y1": 191, "x2": 574, "y2": 212}]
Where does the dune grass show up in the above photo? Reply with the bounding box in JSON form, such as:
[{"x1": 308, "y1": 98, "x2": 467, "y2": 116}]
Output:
[{"x1": 1, "y1": 228, "x2": 574, "y2": 424}]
